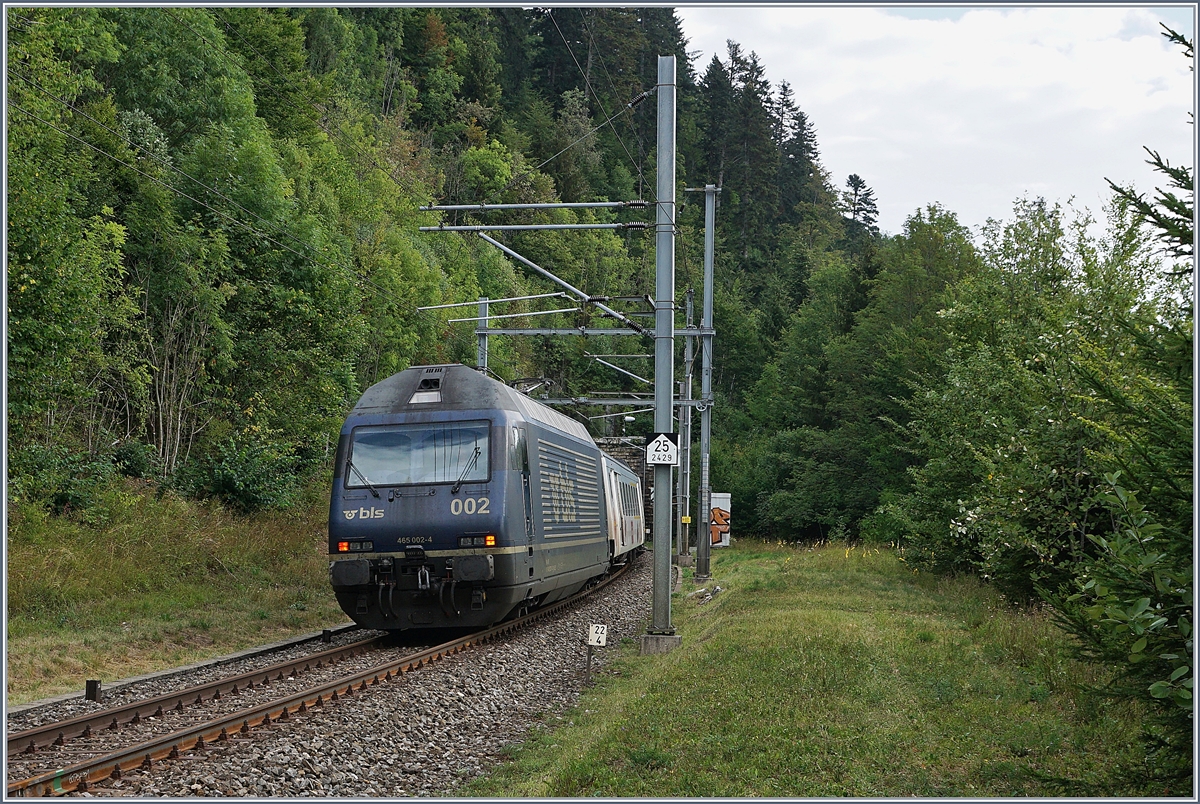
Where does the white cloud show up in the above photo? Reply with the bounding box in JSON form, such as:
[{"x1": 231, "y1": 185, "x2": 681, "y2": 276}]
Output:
[{"x1": 677, "y1": 6, "x2": 1194, "y2": 236}]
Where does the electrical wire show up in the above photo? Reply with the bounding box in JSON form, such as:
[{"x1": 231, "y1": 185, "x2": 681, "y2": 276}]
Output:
[
  {"x1": 144, "y1": 11, "x2": 666, "y2": 378},
  {"x1": 10, "y1": 16, "x2": 482, "y2": 373},
  {"x1": 13, "y1": 102, "x2": 309, "y2": 265},
  {"x1": 157, "y1": 10, "x2": 502, "y2": 363},
  {"x1": 10, "y1": 10, "x2": 564, "y2": 384},
  {"x1": 159, "y1": 10, "x2": 495, "y2": 365},
  {"x1": 555, "y1": 9, "x2": 655, "y2": 203},
  {"x1": 478, "y1": 92, "x2": 655, "y2": 209},
  {"x1": 548, "y1": 10, "x2": 688, "y2": 243},
  {"x1": 6, "y1": 11, "x2": 44, "y2": 31},
  {"x1": 576, "y1": 9, "x2": 652, "y2": 200},
  {"x1": 189, "y1": 8, "x2": 643, "y2": 211},
  {"x1": 193, "y1": 10, "x2": 659, "y2": 260},
  {"x1": 11, "y1": 56, "x2": 492, "y2": 373}
]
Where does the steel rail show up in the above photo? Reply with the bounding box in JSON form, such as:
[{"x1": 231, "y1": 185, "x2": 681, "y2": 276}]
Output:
[
  {"x1": 7, "y1": 636, "x2": 386, "y2": 757},
  {"x1": 7, "y1": 558, "x2": 638, "y2": 797}
]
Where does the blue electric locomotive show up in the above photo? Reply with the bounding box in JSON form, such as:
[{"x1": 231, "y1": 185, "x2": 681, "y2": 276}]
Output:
[{"x1": 328, "y1": 363, "x2": 645, "y2": 631}]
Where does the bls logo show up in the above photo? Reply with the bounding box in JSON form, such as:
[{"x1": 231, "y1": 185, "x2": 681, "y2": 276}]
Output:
[{"x1": 343, "y1": 507, "x2": 384, "y2": 520}]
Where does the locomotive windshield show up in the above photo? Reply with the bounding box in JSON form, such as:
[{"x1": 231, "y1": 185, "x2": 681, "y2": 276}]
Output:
[{"x1": 346, "y1": 421, "x2": 490, "y2": 487}]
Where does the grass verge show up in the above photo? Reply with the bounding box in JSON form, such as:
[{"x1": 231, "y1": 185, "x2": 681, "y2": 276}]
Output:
[
  {"x1": 6, "y1": 478, "x2": 346, "y2": 706},
  {"x1": 460, "y1": 541, "x2": 1156, "y2": 797}
]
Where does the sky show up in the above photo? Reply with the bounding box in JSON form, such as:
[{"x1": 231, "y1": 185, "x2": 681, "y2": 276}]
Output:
[{"x1": 675, "y1": 5, "x2": 1196, "y2": 238}]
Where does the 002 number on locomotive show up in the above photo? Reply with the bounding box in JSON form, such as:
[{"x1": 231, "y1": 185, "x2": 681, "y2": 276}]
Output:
[{"x1": 450, "y1": 497, "x2": 491, "y2": 516}]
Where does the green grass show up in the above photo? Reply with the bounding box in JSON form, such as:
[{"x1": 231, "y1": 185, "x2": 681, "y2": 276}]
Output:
[
  {"x1": 460, "y1": 541, "x2": 1154, "y2": 797},
  {"x1": 6, "y1": 478, "x2": 346, "y2": 705}
]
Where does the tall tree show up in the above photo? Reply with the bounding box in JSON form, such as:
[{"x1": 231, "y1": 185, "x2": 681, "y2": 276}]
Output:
[
  {"x1": 842, "y1": 173, "x2": 879, "y2": 233},
  {"x1": 1106, "y1": 25, "x2": 1193, "y2": 275}
]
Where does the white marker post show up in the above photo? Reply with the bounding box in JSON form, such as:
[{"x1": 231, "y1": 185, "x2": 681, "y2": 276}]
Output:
[{"x1": 586, "y1": 624, "x2": 607, "y2": 685}]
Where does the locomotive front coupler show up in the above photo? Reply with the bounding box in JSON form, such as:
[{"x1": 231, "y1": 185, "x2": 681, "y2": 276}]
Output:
[{"x1": 397, "y1": 546, "x2": 436, "y2": 590}]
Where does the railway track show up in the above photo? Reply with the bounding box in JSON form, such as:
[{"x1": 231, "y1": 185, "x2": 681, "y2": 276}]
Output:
[
  {"x1": 7, "y1": 636, "x2": 387, "y2": 757},
  {"x1": 7, "y1": 561, "x2": 634, "y2": 797}
]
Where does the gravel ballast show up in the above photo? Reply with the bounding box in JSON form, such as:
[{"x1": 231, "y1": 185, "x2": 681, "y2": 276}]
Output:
[
  {"x1": 73, "y1": 555, "x2": 652, "y2": 797},
  {"x1": 7, "y1": 627, "x2": 373, "y2": 732}
]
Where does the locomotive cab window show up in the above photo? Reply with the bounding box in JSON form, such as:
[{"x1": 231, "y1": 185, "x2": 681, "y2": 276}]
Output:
[{"x1": 346, "y1": 421, "x2": 490, "y2": 487}]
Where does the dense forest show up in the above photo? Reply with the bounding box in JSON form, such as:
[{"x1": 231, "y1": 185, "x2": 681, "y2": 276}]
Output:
[{"x1": 6, "y1": 8, "x2": 1192, "y2": 783}]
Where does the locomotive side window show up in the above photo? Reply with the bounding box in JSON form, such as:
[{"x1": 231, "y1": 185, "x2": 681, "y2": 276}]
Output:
[
  {"x1": 509, "y1": 427, "x2": 529, "y2": 473},
  {"x1": 347, "y1": 421, "x2": 489, "y2": 487}
]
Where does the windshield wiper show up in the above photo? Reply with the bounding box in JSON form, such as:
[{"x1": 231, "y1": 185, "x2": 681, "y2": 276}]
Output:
[
  {"x1": 346, "y1": 458, "x2": 380, "y2": 498},
  {"x1": 451, "y1": 446, "x2": 482, "y2": 494}
]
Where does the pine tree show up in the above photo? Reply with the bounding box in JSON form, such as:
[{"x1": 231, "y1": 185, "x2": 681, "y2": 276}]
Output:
[
  {"x1": 725, "y1": 44, "x2": 780, "y2": 264},
  {"x1": 697, "y1": 53, "x2": 735, "y2": 188},
  {"x1": 842, "y1": 173, "x2": 879, "y2": 233},
  {"x1": 1105, "y1": 25, "x2": 1192, "y2": 274}
]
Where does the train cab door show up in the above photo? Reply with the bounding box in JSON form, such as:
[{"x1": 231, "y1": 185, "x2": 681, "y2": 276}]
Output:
[
  {"x1": 512, "y1": 426, "x2": 536, "y2": 580},
  {"x1": 604, "y1": 465, "x2": 623, "y2": 556}
]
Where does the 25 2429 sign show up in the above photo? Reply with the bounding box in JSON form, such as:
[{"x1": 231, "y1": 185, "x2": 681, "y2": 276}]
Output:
[{"x1": 645, "y1": 432, "x2": 679, "y2": 466}]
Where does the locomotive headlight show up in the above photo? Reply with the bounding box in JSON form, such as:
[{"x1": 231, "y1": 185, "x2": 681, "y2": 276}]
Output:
[
  {"x1": 337, "y1": 541, "x2": 350, "y2": 552},
  {"x1": 337, "y1": 541, "x2": 374, "y2": 552},
  {"x1": 457, "y1": 534, "x2": 498, "y2": 548}
]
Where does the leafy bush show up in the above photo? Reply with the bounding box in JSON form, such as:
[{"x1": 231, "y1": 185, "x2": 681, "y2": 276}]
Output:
[
  {"x1": 1044, "y1": 477, "x2": 1192, "y2": 785},
  {"x1": 8, "y1": 443, "x2": 116, "y2": 514},
  {"x1": 113, "y1": 440, "x2": 160, "y2": 479},
  {"x1": 181, "y1": 435, "x2": 301, "y2": 514}
]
